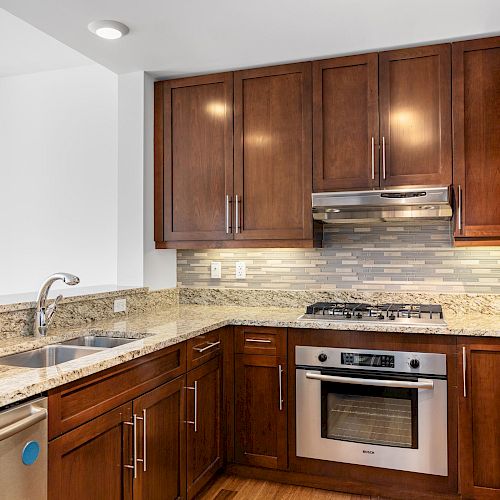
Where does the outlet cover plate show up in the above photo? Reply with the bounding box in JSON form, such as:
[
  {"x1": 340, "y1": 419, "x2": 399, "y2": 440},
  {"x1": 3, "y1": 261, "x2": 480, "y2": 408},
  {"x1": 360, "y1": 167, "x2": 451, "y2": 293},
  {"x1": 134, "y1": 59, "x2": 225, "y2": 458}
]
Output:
[
  {"x1": 114, "y1": 298, "x2": 127, "y2": 313},
  {"x1": 211, "y1": 261, "x2": 222, "y2": 279},
  {"x1": 235, "y1": 261, "x2": 246, "y2": 279}
]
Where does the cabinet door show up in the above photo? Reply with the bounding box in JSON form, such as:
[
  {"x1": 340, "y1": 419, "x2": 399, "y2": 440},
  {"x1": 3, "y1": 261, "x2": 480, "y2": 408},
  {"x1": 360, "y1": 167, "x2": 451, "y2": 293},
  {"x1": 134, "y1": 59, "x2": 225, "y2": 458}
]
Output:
[
  {"x1": 313, "y1": 54, "x2": 379, "y2": 191},
  {"x1": 234, "y1": 63, "x2": 312, "y2": 241},
  {"x1": 155, "y1": 73, "x2": 233, "y2": 243},
  {"x1": 459, "y1": 341, "x2": 500, "y2": 498},
  {"x1": 379, "y1": 44, "x2": 452, "y2": 187},
  {"x1": 234, "y1": 354, "x2": 287, "y2": 469},
  {"x1": 453, "y1": 37, "x2": 500, "y2": 242},
  {"x1": 49, "y1": 403, "x2": 133, "y2": 500},
  {"x1": 133, "y1": 376, "x2": 186, "y2": 500},
  {"x1": 186, "y1": 356, "x2": 223, "y2": 499}
]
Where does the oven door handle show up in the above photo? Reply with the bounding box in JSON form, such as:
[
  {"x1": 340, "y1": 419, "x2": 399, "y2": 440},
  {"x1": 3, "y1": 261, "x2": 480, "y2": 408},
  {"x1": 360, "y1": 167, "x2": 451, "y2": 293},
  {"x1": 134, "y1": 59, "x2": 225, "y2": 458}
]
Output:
[{"x1": 304, "y1": 372, "x2": 434, "y2": 390}]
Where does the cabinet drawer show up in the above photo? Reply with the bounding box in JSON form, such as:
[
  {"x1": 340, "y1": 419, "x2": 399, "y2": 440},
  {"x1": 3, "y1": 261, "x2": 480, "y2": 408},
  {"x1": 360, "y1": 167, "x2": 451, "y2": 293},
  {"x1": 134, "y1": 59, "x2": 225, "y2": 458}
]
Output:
[
  {"x1": 48, "y1": 342, "x2": 186, "y2": 439},
  {"x1": 187, "y1": 328, "x2": 222, "y2": 370},
  {"x1": 235, "y1": 326, "x2": 286, "y2": 356}
]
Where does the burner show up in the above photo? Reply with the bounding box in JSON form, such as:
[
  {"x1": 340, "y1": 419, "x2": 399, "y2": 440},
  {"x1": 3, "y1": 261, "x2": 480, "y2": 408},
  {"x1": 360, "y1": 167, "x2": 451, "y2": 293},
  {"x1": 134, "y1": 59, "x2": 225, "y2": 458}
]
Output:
[{"x1": 299, "y1": 302, "x2": 446, "y2": 326}]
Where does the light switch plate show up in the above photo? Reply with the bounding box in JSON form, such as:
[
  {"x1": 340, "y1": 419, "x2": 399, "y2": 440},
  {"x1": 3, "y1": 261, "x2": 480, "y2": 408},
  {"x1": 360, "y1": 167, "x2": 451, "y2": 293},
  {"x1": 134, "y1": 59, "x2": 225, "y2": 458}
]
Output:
[
  {"x1": 114, "y1": 298, "x2": 127, "y2": 313},
  {"x1": 211, "y1": 261, "x2": 222, "y2": 279},
  {"x1": 235, "y1": 261, "x2": 246, "y2": 279}
]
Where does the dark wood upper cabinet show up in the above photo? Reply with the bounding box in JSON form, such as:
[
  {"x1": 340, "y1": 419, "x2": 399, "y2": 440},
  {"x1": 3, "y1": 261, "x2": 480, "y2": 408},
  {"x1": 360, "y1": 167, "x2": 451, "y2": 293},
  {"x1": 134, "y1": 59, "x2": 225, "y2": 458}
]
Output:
[
  {"x1": 155, "y1": 73, "x2": 233, "y2": 243},
  {"x1": 453, "y1": 36, "x2": 500, "y2": 243},
  {"x1": 379, "y1": 44, "x2": 452, "y2": 187},
  {"x1": 234, "y1": 63, "x2": 313, "y2": 241},
  {"x1": 458, "y1": 339, "x2": 500, "y2": 498},
  {"x1": 313, "y1": 54, "x2": 379, "y2": 191},
  {"x1": 186, "y1": 356, "x2": 223, "y2": 499},
  {"x1": 133, "y1": 376, "x2": 187, "y2": 500}
]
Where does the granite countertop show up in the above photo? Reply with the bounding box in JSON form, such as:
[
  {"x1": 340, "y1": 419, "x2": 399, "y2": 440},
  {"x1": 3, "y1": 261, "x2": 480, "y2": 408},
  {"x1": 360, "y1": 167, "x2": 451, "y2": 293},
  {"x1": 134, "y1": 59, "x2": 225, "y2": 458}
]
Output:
[{"x1": 0, "y1": 304, "x2": 498, "y2": 407}]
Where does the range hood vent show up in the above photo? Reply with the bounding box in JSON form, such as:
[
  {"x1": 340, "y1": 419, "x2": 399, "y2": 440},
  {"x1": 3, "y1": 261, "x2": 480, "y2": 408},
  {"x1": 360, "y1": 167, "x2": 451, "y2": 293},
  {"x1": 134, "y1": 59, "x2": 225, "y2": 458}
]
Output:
[{"x1": 312, "y1": 186, "x2": 452, "y2": 224}]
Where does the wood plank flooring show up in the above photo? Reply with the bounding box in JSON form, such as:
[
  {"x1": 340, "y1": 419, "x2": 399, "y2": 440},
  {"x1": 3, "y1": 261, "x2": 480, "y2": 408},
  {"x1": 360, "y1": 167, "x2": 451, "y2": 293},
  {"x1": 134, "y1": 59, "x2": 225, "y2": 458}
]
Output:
[{"x1": 198, "y1": 474, "x2": 373, "y2": 499}]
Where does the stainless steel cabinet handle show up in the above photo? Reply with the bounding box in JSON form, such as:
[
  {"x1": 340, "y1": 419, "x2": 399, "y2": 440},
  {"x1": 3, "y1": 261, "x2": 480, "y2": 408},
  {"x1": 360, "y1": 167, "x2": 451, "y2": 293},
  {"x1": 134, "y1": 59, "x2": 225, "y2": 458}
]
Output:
[
  {"x1": 225, "y1": 195, "x2": 231, "y2": 234},
  {"x1": 457, "y1": 185, "x2": 462, "y2": 232},
  {"x1": 124, "y1": 415, "x2": 138, "y2": 478},
  {"x1": 235, "y1": 195, "x2": 240, "y2": 234},
  {"x1": 382, "y1": 136, "x2": 386, "y2": 180},
  {"x1": 136, "y1": 409, "x2": 147, "y2": 472},
  {"x1": 0, "y1": 405, "x2": 47, "y2": 442},
  {"x1": 245, "y1": 338, "x2": 272, "y2": 344},
  {"x1": 371, "y1": 136, "x2": 375, "y2": 180},
  {"x1": 462, "y1": 346, "x2": 467, "y2": 398},
  {"x1": 305, "y1": 372, "x2": 434, "y2": 390},
  {"x1": 193, "y1": 340, "x2": 220, "y2": 353},
  {"x1": 186, "y1": 381, "x2": 198, "y2": 432},
  {"x1": 278, "y1": 364, "x2": 284, "y2": 411}
]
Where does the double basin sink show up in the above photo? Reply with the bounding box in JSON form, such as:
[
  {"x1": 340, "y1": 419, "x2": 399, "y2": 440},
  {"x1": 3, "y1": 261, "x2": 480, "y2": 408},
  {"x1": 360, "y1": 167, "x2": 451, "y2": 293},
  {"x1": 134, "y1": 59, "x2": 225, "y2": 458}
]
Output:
[{"x1": 0, "y1": 336, "x2": 138, "y2": 369}]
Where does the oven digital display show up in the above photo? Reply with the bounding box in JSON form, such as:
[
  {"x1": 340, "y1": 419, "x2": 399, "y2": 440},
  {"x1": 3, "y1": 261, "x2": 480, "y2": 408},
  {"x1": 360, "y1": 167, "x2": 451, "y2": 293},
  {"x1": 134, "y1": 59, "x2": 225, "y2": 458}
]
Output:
[{"x1": 341, "y1": 352, "x2": 395, "y2": 368}]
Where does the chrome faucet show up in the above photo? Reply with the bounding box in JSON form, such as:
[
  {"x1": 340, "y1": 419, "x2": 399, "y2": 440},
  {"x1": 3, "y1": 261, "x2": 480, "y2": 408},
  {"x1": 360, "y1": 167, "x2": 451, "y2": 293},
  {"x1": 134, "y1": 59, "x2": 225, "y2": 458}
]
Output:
[{"x1": 34, "y1": 273, "x2": 80, "y2": 337}]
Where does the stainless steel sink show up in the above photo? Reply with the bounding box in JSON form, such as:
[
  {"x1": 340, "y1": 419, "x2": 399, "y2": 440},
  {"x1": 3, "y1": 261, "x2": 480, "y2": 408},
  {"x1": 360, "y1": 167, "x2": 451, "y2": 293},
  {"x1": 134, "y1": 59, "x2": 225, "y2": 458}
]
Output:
[
  {"x1": 59, "y1": 336, "x2": 138, "y2": 348},
  {"x1": 0, "y1": 345, "x2": 104, "y2": 368}
]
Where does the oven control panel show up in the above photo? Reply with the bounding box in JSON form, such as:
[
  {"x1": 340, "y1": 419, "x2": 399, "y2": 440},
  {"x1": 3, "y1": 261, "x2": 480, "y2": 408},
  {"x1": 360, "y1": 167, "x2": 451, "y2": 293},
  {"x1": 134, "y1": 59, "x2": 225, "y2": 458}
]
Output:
[{"x1": 341, "y1": 352, "x2": 395, "y2": 368}]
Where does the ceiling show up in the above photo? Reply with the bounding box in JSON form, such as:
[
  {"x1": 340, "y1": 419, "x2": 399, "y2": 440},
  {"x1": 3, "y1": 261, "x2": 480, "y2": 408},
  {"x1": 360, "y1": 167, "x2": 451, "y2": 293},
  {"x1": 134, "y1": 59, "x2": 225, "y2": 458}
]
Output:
[
  {"x1": 1, "y1": 0, "x2": 499, "y2": 78},
  {"x1": 0, "y1": 8, "x2": 91, "y2": 77}
]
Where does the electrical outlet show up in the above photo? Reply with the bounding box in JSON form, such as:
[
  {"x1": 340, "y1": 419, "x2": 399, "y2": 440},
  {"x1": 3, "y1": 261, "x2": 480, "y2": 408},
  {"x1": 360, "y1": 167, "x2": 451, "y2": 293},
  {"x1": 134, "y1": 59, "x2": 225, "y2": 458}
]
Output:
[
  {"x1": 211, "y1": 261, "x2": 222, "y2": 279},
  {"x1": 235, "y1": 261, "x2": 246, "y2": 279},
  {"x1": 114, "y1": 298, "x2": 127, "y2": 313}
]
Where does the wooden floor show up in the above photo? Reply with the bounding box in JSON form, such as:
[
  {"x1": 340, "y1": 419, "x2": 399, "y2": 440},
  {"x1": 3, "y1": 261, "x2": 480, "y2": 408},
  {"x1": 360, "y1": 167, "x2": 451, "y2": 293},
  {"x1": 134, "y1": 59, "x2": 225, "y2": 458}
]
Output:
[{"x1": 198, "y1": 474, "x2": 373, "y2": 499}]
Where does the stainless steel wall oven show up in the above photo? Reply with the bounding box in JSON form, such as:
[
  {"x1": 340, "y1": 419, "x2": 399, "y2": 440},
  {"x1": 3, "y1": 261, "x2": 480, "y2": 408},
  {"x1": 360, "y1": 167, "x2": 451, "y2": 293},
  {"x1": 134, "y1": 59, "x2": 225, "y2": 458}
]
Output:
[{"x1": 296, "y1": 346, "x2": 448, "y2": 476}]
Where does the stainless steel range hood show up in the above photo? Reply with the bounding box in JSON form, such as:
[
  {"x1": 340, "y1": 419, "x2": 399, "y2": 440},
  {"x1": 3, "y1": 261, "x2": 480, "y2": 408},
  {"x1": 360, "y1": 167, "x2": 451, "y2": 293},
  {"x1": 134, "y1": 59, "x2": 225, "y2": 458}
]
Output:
[{"x1": 312, "y1": 186, "x2": 452, "y2": 224}]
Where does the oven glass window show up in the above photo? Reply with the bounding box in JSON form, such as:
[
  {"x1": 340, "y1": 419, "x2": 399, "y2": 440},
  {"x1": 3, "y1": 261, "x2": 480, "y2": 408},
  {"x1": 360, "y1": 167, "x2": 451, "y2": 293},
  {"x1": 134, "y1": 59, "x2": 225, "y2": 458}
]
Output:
[{"x1": 321, "y1": 378, "x2": 418, "y2": 449}]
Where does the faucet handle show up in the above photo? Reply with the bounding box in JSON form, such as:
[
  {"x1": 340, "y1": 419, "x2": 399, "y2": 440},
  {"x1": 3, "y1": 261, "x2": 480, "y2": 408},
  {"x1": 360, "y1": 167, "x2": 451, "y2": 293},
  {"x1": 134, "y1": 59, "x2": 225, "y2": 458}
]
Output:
[{"x1": 45, "y1": 295, "x2": 63, "y2": 324}]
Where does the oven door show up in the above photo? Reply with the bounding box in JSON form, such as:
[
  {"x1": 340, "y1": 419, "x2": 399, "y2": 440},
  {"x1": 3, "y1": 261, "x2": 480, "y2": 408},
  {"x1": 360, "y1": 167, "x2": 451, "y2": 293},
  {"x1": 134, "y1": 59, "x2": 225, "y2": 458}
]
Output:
[{"x1": 296, "y1": 368, "x2": 448, "y2": 476}]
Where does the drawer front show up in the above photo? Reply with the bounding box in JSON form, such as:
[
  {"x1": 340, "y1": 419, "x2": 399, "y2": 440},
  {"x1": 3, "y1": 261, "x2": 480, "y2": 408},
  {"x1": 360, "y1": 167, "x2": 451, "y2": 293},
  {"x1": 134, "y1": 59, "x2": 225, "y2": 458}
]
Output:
[
  {"x1": 187, "y1": 328, "x2": 222, "y2": 370},
  {"x1": 48, "y1": 341, "x2": 186, "y2": 439},
  {"x1": 235, "y1": 326, "x2": 287, "y2": 356}
]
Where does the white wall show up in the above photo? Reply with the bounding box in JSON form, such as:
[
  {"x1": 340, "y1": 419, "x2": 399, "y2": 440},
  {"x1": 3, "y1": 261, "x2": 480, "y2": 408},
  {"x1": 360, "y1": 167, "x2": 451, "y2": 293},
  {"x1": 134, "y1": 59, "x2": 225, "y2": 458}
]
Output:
[
  {"x1": 116, "y1": 71, "x2": 176, "y2": 289},
  {"x1": 0, "y1": 64, "x2": 118, "y2": 295}
]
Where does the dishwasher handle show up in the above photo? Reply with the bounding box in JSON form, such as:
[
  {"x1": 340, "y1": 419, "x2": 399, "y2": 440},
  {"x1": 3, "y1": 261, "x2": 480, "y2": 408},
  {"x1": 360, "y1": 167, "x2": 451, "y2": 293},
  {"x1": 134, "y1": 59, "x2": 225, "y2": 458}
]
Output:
[
  {"x1": 305, "y1": 372, "x2": 434, "y2": 390},
  {"x1": 0, "y1": 406, "x2": 48, "y2": 442}
]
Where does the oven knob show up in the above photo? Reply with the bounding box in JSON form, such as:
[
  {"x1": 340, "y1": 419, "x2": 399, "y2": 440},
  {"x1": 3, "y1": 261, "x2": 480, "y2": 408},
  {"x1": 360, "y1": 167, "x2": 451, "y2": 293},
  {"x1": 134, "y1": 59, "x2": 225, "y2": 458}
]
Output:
[
  {"x1": 409, "y1": 359, "x2": 420, "y2": 369},
  {"x1": 318, "y1": 353, "x2": 328, "y2": 362}
]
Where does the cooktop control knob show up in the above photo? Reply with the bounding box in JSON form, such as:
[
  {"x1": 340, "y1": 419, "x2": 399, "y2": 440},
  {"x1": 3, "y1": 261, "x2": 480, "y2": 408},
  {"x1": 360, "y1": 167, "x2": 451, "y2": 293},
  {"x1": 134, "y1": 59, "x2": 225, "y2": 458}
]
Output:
[
  {"x1": 409, "y1": 358, "x2": 420, "y2": 369},
  {"x1": 318, "y1": 353, "x2": 328, "y2": 362}
]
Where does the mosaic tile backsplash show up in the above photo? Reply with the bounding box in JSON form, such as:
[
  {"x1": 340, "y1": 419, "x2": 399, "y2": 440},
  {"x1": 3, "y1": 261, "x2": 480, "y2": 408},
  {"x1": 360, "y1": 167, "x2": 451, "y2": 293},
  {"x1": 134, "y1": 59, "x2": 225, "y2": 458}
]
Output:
[{"x1": 177, "y1": 222, "x2": 500, "y2": 293}]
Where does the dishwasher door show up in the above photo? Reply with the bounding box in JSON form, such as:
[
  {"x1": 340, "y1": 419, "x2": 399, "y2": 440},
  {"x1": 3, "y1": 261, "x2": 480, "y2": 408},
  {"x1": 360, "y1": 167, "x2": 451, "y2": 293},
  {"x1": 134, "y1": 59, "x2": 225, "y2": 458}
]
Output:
[{"x1": 0, "y1": 397, "x2": 47, "y2": 500}]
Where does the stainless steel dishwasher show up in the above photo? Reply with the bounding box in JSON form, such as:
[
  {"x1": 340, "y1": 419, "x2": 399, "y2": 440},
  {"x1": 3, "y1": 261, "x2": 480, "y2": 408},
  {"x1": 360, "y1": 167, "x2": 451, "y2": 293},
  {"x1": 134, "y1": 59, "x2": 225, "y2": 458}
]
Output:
[{"x1": 0, "y1": 397, "x2": 48, "y2": 500}]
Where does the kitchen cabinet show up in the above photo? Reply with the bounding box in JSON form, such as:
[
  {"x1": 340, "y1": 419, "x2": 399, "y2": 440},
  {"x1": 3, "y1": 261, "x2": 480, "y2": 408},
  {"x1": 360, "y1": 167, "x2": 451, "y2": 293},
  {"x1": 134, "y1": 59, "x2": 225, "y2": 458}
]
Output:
[
  {"x1": 154, "y1": 73, "x2": 234, "y2": 244},
  {"x1": 49, "y1": 403, "x2": 133, "y2": 500},
  {"x1": 155, "y1": 63, "x2": 314, "y2": 249},
  {"x1": 458, "y1": 339, "x2": 500, "y2": 498},
  {"x1": 313, "y1": 45, "x2": 452, "y2": 191},
  {"x1": 452, "y1": 36, "x2": 500, "y2": 245},
  {"x1": 186, "y1": 356, "x2": 223, "y2": 499},
  {"x1": 379, "y1": 44, "x2": 452, "y2": 187},
  {"x1": 313, "y1": 53, "x2": 379, "y2": 191},
  {"x1": 234, "y1": 326, "x2": 288, "y2": 470},
  {"x1": 233, "y1": 63, "x2": 312, "y2": 243},
  {"x1": 133, "y1": 377, "x2": 186, "y2": 500}
]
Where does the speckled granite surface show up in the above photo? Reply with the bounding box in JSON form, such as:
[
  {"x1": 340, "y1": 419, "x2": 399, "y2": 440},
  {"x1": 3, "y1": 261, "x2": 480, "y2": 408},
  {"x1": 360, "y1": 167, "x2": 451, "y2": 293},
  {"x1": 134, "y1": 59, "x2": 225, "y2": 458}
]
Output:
[
  {"x1": 179, "y1": 287, "x2": 500, "y2": 315},
  {"x1": 0, "y1": 304, "x2": 498, "y2": 408}
]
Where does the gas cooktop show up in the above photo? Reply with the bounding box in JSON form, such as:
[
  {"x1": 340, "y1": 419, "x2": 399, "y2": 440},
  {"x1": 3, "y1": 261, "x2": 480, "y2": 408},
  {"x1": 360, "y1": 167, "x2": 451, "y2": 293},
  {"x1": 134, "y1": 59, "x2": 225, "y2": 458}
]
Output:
[{"x1": 298, "y1": 302, "x2": 447, "y2": 327}]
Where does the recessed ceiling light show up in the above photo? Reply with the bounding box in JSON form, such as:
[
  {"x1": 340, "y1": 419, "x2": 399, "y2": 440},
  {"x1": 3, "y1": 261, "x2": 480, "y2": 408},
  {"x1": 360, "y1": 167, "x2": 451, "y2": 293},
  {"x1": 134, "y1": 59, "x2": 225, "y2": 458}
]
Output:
[{"x1": 88, "y1": 20, "x2": 129, "y2": 40}]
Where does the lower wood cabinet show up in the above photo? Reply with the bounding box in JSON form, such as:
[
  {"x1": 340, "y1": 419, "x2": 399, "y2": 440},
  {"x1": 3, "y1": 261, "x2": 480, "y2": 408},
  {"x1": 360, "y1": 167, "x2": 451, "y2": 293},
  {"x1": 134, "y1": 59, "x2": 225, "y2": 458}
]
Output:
[
  {"x1": 49, "y1": 403, "x2": 133, "y2": 500},
  {"x1": 133, "y1": 376, "x2": 186, "y2": 500},
  {"x1": 234, "y1": 353, "x2": 287, "y2": 470},
  {"x1": 459, "y1": 339, "x2": 500, "y2": 499},
  {"x1": 186, "y1": 356, "x2": 223, "y2": 499}
]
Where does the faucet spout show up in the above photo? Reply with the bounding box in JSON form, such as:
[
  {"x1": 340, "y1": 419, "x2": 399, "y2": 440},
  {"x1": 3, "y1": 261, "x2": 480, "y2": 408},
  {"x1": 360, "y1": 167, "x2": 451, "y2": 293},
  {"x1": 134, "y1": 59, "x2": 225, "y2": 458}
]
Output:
[{"x1": 34, "y1": 273, "x2": 80, "y2": 337}]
